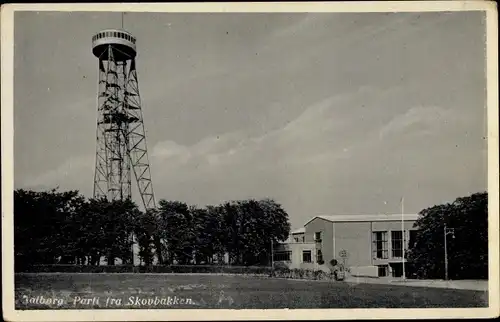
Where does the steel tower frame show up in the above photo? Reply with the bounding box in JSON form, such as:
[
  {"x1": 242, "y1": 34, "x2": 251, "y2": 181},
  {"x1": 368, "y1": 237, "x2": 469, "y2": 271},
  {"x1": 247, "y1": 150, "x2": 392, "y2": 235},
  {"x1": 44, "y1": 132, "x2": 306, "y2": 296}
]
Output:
[{"x1": 92, "y1": 31, "x2": 155, "y2": 210}]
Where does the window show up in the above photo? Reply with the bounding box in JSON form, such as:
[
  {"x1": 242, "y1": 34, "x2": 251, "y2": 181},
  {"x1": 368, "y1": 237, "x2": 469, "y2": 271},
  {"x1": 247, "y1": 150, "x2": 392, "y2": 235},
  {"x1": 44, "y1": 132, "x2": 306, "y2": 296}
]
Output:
[
  {"x1": 372, "y1": 231, "x2": 388, "y2": 259},
  {"x1": 302, "y1": 250, "x2": 312, "y2": 263},
  {"x1": 314, "y1": 232, "x2": 322, "y2": 242},
  {"x1": 391, "y1": 231, "x2": 403, "y2": 258},
  {"x1": 378, "y1": 265, "x2": 388, "y2": 277},
  {"x1": 302, "y1": 236, "x2": 305, "y2": 242},
  {"x1": 316, "y1": 249, "x2": 323, "y2": 263},
  {"x1": 294, "y1": 237, "x2": 299, "y2": 242},
  {"x1": 274, "y1": 251, "x2": 291, "y2": 262}
]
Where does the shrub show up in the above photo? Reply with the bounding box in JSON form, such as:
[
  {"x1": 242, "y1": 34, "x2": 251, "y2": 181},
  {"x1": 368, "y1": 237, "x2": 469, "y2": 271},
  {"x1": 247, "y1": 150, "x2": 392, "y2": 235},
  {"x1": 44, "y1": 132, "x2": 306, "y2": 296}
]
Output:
[
  {"x1": 20, "y1": 265, "x2": 344, "y2": 282},
  {"x1": 20, "y1": 264, "x2": 273, "y2": 275}
]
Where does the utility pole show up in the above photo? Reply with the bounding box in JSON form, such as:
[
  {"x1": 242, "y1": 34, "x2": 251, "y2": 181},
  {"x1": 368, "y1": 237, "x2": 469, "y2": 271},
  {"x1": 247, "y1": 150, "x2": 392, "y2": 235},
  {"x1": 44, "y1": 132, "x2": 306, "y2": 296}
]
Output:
[
  {"x1": 271, "y1": 238, "x2": 274, "y2": 270},
  {"x1": 401, "y1": 196, "x2": 406, "y2": 279},
  {"x1": 444, "y1": 225, "x2": 455, "y2": 280}
]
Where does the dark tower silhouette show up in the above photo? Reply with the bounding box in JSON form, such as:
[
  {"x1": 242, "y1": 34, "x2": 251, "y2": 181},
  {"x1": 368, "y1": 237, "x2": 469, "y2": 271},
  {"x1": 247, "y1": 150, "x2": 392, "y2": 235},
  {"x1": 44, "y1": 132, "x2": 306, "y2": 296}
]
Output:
[{"x1": 91, "y1": 29, "x2": 156, "y2": 211}]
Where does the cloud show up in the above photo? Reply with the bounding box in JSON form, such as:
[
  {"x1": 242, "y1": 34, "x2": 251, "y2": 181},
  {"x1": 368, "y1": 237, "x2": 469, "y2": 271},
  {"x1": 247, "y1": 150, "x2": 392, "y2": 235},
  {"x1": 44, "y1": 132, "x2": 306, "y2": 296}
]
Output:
[
  {"x1": 14, "y1": 12, "x2": 487, "y2": 229},
  {"x1": 21, "y1": 78, "x2": 486, "y2": 229},
  {"x1": 151, "y1": 131, "x2": 246, "y2": 168},
  {"x1": 151, "y1": 140, "x2": 191, "y2": 161},
  {"x1": 20, "y1": 93, "x2": 486, "y2": 229},
  {"x1": 149, "y1": 87, "x2": 409, "y2": 181},
  {"x1": 378, "y1": 106, "x2": 457, "y2": 140},
  {"x1": 23, "y1": 155, "x2": 94, "y2": 191}
]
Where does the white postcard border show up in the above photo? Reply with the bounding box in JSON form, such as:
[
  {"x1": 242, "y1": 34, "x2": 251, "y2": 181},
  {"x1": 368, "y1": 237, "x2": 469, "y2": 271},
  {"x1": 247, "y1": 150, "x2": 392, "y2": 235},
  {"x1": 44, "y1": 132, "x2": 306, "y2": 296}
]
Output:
[{"x1": 2, "y1": 2, "x2": 498, "y2": 321}]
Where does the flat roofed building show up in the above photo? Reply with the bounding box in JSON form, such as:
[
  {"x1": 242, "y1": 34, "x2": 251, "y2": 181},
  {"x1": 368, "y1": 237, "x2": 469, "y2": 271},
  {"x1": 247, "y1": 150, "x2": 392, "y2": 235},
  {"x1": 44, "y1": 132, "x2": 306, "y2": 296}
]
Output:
[{"x1": 275, "y1": 214, "x2": 420, "y2": 278}]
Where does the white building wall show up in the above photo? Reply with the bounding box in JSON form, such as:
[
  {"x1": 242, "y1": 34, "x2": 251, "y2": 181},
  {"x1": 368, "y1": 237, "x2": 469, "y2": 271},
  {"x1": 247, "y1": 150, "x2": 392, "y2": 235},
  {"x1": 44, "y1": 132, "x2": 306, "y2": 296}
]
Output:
[{"x1": 274, "y1": 242, "x2": 317, "y2": 270}]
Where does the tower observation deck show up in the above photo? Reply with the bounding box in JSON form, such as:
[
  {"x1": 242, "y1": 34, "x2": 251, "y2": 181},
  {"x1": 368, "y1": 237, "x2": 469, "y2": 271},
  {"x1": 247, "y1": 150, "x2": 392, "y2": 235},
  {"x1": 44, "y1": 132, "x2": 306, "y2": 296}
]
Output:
[{"x1": 92, "y1": 29, "x2": 137, "y2": 61}]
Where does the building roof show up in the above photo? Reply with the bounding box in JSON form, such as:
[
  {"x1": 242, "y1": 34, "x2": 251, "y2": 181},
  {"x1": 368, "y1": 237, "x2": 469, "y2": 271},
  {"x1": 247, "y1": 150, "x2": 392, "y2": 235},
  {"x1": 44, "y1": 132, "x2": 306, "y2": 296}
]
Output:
[
  {"x1": 304, "y1": 214, "x2": 420, "y2": 226},
  {"x1": 291, "y1": 227, "x2": 305, "y2": 234}
]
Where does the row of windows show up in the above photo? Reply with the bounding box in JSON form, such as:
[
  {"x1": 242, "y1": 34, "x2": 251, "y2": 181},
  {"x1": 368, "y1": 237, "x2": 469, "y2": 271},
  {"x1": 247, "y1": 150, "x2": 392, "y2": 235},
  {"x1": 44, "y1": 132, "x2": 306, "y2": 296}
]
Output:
[
  {"x1": 273, "y1": 250, "x2": 315, "y2": 263},
  {"x1": 93, "y1": 31, "x2": 136, "y2": 44},
  {"x1": 291, "y1": 231, "x2": 323, "y2": 243},
  {"x1": 273, "y1": 251, "x2": 291, "y2": 262},
  {"x1": 292, "y1": 232, "x2": 320, "y2": 243},
  {"x1": 372, "y1": 230, "x2": 418, "y2": 259}
]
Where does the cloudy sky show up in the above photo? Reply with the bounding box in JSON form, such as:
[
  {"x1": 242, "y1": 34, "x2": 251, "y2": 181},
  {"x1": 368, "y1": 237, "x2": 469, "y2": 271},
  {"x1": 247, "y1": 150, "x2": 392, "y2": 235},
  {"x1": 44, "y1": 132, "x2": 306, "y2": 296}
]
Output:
[{"x1": 14, "y1": 11, "x2": 487, "y2": 229}]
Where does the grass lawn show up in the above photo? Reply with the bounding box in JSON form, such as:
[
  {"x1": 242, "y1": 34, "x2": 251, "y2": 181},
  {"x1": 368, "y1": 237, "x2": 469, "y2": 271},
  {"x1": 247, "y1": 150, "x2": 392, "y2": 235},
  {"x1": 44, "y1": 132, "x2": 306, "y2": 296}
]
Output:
[{"x1": 15, "y1": 273, "x2": 488, "y2": 309}]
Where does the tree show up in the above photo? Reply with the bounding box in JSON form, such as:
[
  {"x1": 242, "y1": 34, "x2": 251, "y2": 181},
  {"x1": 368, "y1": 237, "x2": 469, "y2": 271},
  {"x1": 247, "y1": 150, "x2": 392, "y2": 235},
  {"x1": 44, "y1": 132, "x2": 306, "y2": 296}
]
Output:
[
  {"x1": 407, "y1": 192, "x2": 488, "y2": 279},
  {"x1": 158, "y1": 200, "x2": 195, "y2": 264},
  {"x1": 14, "y1": 188, "x2": 86, "y2": 268},
  {"x1": 238, "y1": 199, "x2": 290, "y2": 265},
  {"x1": 78, "y1": 198, "x2": 140, "y2": 265},
  {"x1": 257, "y1": 198, "x2": 291, "y2": 264},
  {"x1": 134, "y1": 209, "x2": 158, "y2": 266},
  {"x1": 15, "y1": 186, "x2": 292, "y2": 269},
  {"x1": 191, "y1": 206, "x2": 218, "y2": 264},
  {"x1": 218, "y1": 199, "x2": 290, "y2": 266},
  {"x1": 204, "y1": 205, "x2": 226, "y2": 264}
]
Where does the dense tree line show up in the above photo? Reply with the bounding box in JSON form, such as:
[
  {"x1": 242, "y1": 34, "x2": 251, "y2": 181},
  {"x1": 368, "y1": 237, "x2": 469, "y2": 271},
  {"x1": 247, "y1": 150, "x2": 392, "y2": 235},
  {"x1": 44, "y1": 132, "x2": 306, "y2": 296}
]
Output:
[
  {"x1": 14, "y1": 189, "x2": 291, "y2": 269},
  {"x1": 15, "y1": 188, "x2": 488, "y2": 280},
  {"x1": 407, "y1": 192, "x2": 488, "y2": 280}
]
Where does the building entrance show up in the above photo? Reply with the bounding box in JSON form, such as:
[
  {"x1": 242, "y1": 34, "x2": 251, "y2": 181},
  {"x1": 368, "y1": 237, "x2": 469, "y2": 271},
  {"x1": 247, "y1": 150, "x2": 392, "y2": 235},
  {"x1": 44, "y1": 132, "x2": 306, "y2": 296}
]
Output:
[{"x1": 389, "y1": 263, "x2": 408, "y2": 277}]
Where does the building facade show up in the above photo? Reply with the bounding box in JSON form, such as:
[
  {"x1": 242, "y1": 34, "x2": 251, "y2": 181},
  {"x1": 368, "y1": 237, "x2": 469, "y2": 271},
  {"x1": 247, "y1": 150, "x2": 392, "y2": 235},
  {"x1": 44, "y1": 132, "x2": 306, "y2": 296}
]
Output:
[{"x1": 274, "y1": 214, "x2": 419, "y2": 278}]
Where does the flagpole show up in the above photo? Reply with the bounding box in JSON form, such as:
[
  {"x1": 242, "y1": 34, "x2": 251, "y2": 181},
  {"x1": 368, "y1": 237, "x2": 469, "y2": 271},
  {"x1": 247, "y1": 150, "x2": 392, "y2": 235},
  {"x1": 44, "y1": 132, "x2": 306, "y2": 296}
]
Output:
[{"x1": 401, "y1": 196, "x2": 406, "y2": 279}]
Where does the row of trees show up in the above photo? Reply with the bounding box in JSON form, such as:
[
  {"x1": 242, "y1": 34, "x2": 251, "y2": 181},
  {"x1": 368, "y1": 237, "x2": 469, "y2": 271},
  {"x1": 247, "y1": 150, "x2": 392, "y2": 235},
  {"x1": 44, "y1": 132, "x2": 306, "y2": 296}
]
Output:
[
  {"x1": 14, "y1": 189, "x2": 291, "y2": 269},
  {"x1": 407, "y1": 192, "x2": 488, "y2": 280},
  {"x1": 14, "y1": 188, "x2": 489, "y2": 280}
]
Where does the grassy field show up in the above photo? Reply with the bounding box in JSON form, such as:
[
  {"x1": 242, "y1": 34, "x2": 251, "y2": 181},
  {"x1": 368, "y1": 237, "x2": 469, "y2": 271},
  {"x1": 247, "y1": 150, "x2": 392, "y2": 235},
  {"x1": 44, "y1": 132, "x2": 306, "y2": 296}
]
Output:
[{"x1": 15, "y1": 273, "x2": 488, "y2": 309}]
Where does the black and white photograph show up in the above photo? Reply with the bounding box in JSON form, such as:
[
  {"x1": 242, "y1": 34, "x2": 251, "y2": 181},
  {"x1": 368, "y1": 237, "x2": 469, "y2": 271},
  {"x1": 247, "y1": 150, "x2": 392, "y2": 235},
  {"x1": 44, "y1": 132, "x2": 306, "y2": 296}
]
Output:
[{"x1": 2, "y1": 2, "x2": 499, "y2": 321}]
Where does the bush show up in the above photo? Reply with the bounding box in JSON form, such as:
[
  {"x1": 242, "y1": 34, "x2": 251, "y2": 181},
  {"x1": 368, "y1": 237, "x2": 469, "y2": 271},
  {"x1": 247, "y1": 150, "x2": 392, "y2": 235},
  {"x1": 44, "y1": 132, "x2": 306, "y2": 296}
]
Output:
[
  {"x1": 19, "y1": 264, "x2": 345, "y2": 282},
  {"x1": 19, "y1": 264, "x2": 273, "y2": 275}
]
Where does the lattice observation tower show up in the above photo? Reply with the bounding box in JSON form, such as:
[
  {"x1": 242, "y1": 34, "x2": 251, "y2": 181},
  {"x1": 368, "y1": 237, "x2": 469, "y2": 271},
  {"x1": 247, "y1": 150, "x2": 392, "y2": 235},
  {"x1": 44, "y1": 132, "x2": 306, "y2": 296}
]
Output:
[{"x1": 92, "y1": 29, "x2": 156, "y2": 211}]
